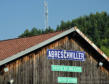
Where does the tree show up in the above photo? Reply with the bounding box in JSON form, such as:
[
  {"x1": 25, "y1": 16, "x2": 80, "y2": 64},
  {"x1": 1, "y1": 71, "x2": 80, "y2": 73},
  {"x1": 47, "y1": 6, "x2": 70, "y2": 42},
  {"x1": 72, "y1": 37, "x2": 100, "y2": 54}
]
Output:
[
  {"x1": 45, "y1": 26, "x2": 54, "y2": 33},
  {"x1": 56, "y1": 11, "x2": 109, "y2": 56},
  {"x1": 31, "y1": 27, "x2": 38, "y2": 36},
  {"x1": 19, "y1": 29, "x2": 30, "y2": 37},
  {"x1": 19, "y1": 11, "x2": 109, "y2": 56}
]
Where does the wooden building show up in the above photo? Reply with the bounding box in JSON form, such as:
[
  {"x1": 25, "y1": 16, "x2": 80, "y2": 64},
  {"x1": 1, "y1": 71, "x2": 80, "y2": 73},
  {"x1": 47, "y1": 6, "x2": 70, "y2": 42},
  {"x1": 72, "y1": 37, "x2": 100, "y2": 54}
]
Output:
[{"x1": 0, "y1": 27, "x2": 109, "y2": 84}]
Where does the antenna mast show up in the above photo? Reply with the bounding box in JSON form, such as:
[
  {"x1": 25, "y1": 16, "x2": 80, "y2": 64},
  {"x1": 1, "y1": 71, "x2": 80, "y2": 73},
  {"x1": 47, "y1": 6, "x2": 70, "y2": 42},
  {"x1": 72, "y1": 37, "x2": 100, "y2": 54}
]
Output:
[{"x1": 44, "y1": 0, "x2": 48, "y2": 29}]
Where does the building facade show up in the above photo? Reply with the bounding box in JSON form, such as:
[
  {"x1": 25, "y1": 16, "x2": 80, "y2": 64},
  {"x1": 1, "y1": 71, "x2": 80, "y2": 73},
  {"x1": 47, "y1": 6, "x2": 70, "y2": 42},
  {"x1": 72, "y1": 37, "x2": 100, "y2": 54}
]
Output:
[{"x1": 0, "y1": 27, "x2": 109, "y2": 84}]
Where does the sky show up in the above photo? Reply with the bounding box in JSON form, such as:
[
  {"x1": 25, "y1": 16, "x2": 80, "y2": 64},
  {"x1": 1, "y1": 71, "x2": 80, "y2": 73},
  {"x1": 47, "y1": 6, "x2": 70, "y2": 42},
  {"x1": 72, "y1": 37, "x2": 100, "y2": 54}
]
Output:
[{"x1": 0, "y1": 0, "x2": 109, "y2": 40}]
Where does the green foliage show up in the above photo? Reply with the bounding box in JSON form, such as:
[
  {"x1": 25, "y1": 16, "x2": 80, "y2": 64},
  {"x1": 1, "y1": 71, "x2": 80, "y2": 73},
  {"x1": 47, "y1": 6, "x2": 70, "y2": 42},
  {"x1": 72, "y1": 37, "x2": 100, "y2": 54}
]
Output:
[
  {"x1": 101, "y1": 46, "x2": 109, "y2": 56},
  {"x1": 19, "y1": 11, "x2": 109, "y2": 56},
  {"x1": 19, "y1": 26, "x2": 54, "y2": 38},
  {"x1": 56, "y1": 20, "x2": 74, "y2": 31},
  {"x1": 56, "y1": 11, "x2": 109, "y2": 56},
  {"x1": 44, "y1": 26, "x2": 54, "y2": 33},
  {"x1": 19, "y1": 29, "x2": 31, "y2": 37}
]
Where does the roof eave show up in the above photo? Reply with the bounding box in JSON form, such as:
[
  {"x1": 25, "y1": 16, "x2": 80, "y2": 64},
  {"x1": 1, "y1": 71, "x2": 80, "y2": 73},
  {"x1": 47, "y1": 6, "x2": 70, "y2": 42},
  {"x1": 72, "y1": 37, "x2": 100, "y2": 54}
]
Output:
[
  {"x1": 74, "y1": 27, "x2": 109, "y2": 61},
  {"x1": 0, "y1": 27, "x2": 108, "y2": 66},
  {"x1": 0, "y1": 27, "x2": 75, "y2": 66}
]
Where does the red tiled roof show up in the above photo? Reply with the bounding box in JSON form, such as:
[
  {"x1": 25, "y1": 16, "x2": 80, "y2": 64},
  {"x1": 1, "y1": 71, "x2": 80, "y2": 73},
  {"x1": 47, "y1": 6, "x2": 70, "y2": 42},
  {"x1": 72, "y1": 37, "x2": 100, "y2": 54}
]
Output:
[{"x1": 0, "y1": 32, "x2": 62, "y2": 61}]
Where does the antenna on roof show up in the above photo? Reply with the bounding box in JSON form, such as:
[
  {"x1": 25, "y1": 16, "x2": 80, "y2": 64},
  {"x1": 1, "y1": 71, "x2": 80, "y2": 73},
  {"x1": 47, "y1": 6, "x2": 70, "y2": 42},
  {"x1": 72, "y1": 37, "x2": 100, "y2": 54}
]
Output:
[{"x1": 44, "y1": 0, "x2": 48, "y2": 29}]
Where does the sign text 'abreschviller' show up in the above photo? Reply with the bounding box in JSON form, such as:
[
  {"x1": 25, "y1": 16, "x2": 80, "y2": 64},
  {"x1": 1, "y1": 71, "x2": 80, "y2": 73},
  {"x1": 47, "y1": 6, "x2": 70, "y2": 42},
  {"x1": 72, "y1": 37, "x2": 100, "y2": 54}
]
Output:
[{"x1": 47, "y1": 49, "x2": 85, "y2": 61}]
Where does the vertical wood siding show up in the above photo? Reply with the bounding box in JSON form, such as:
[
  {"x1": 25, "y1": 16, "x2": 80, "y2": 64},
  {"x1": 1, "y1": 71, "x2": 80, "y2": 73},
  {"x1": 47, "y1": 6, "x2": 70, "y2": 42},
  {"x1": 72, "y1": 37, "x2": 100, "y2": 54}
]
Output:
[{"x1": 0, "y1": 36, "x2": 109, "y2": 84}]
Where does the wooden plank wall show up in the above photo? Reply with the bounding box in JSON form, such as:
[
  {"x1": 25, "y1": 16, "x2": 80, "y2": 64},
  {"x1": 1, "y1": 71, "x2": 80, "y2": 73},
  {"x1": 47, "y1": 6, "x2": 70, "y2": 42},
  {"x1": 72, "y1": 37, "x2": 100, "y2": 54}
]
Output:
[{"x1": 0, "y1": 36, "x2": 109, "y2": 84}]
